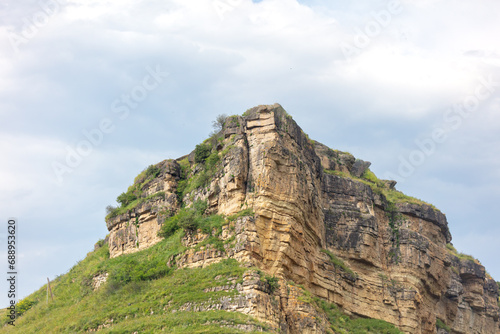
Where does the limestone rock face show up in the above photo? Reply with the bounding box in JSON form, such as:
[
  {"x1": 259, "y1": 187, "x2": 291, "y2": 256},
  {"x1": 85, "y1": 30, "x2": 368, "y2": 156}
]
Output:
[
  {"x1": 106, "y1": 104, "x2": 500, "y2": 333},
  {"x1": 106, "y1": 159, "x2": 180, "y2": 258}
]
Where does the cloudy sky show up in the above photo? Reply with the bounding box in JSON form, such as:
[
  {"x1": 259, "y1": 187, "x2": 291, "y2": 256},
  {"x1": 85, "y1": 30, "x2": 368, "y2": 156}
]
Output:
[{"x1": 1, "y1": 0, "x2": 499, "y2": 304}]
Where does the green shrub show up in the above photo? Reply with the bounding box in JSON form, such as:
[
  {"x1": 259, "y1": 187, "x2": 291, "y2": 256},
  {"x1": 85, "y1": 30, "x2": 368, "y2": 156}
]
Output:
[
  {"x1": 117, "y1": 191, "x2": 138, "y2": 207},
  {"x1": 176, "y1": 179, "x2": 187, "y2": 201},
  {"x1": 106, "y1": 163, "x2": 166, "y2": 220},
  {"x1": 160, "y1": 215, "x2": 181, "y2": 239},
  {"x1": 16, "y1": 298, "x2": 37, "y2": 317},
  {"x1": 95, "y1": 238, "x2": 107, "y2": 248},
  {"x1": 159, "y1": 201, "x2": 229, "y2": 256},
  {"x1": 177, "y1": 209, "x2": 202, "y2": 231},
  {"x1": 193, "y1": 200, "x2": 208, "y2": 215},
  {"x1": 178, "y1": 154, "x2": 220, "y2": 201},
  {"x1": 133, "y1": 164, "x2": 162, "y2": 185},
  {"x1": 160, "y1": 206, "x2": 200, "y2": 236},
  {"x1": 308, "y1": 295, "x2": 403, "y2": 333},
  {"x1": 436, "y1": 318, "x2": 451, "y2": 331},
  {"x1": 106, "y1": 256, "x2": 172, "y2": 288},
  {"x1": 321, "y1": 249, "x2": 357, "y2": 279},
  {"x1": 194, "y1": 143, "x2": 212, "y2": 163},
  {"x1": 256, "y1": 271, "x2": 279, "y2": 293},
  {"x1": 159, "y1": 201, "x2": 220, "y2": 238},
  {"x1": 226, "y1": 115, "x2": 240, "y2": 127},
  {"x1": 446, "y1": 243, "x2": 457, "y2": 253},
  {"x1": 361, "y1": 169, "x2": 386, "y2": 188},
  {"x1": 106, "y1": 163, "x2": 169, "y2": 221},
  {"x1": 324, "y1": 169, "x2": 350, "y2": 178},
  {"x1": 178, "y1": 157, "x2": 190, "y2": 176},
  {"x1": 382, "y1": 189, "x2": 436, "y2": 209},
  {"x1": 206, "y1": 152, "x2": 220, "y2": 170},
  {"x1": 197, "y1": 214, "x2": 225, "y2": 235},
  {"x1": 445, "y1": 243, "x2": 481, "y2": 265},
  {"x1": 221, "y1": 144, "x2": 235, "y2": 157},
  {"x1": 144, "y1": 164, "x2": 161, "y2": 179},
  {"x1": 103, "y1": 231, "x2": 184, "y2": 292},
  {"x1": 265, "y1": 276, "x2": 280, "y2": 293}
]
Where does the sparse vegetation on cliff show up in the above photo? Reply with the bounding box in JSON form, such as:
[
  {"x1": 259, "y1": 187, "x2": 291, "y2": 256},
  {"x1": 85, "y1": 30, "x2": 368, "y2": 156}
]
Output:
[
  {"x1": 1, "y1": 237, "x2": 267, "y2": 333},
  {"x1": 176, "y1": 141, "x2": 226, "y2": 203},
  {"x1": 445, "y1": 243, "x2": 482, "y2": 265},
  {"x1": 321, "y1": 249, "x2": 357, "y2": 280},
  {"x1": 324, "y1": 166, "x2": 444, "y2": 265},
  {"x1": 105, "y1": 164, "x2": 165, "y2": 220},
  {"x1": 325, "y1": 167, "x2": 437, "y2": 210},
  {"x1": 324, "y1": 169, "x2": 350, "y2": 178},
  {"x1": 385, "y1": 202, "x2": 403, "y2": 264},
  {"x1": 497, "y1": 281, "x2": 500, "y2": 307},
  {"x1": 159, "y1": 200, "x2": 222, "y2": 237},
  {"x1": 194, "y1": 143, "x2": 212, "y2": 164},
  {"x1": 361, "y1": 169, "x2": 437, "y2": 209},
  {"x1": 436, "y1": 318, "x2": 451, "y2": 332},
  {"x1": 292, "y1": 284, "x2": 403, "y2": 334},
  {"x1": 256, "y1": 270, "x2": 280, "y2": 293},
  {"x1": 159, "y1": 201, "x2": 253, "y2": 254},
  {"x1": 16, "y1": 106, "x2": 497, "y2": 333}
]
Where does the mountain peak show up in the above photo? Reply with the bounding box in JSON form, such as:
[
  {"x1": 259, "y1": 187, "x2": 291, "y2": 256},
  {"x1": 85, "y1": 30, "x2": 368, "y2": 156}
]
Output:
[
  {"x1": 101, "y1": 104, "x2": 498, "y2": 332},
  {"x1": 9, "y1": 105, "x2": 499, "y2": 333}
]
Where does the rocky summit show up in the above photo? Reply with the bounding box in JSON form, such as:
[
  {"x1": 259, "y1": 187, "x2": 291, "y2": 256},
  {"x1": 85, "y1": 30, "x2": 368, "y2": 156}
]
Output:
[{"x1": 7, "y1": 104, "x2": 499, "y2": 333}]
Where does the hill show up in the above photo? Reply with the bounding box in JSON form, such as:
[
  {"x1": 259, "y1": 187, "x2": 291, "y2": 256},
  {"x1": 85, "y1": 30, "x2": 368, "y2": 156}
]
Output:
[{"x1": 3, "y1": 104, "x2": 499, "y2": 333}]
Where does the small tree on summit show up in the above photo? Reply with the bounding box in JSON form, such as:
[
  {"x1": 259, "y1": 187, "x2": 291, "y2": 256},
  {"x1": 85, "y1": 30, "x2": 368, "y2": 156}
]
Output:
[{"x1": 211, "y1": 114, "x2": 228, "y2": 134}]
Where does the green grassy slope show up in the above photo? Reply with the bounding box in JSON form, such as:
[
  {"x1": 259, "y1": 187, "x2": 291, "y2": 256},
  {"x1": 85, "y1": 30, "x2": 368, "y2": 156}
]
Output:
[
  {"x1": 2, "y1": 233, "x2": 403, "y2": 333},
  {"x1": 1, "y1": 112, "x2": 410, "y2": 333},
  {"x1": 0, "y1": 231, "x2": 267, "y2": 334},
  {"x1": 0, "y1": 218, "x2": 404, "y2": 334}
]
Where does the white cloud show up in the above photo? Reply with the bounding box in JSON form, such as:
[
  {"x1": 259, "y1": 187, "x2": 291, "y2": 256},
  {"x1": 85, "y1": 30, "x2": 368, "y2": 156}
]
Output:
[{"x1": 1, "y1": 0, "x2": 500, "y2": 304}]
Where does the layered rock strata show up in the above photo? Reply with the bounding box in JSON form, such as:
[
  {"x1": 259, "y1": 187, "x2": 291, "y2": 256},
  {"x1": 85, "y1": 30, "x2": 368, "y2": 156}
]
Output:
[
  {"x1": 106, "y1": 160, "x2": 180, "y2": 258},
  {"x1": 106, "y1": 104, "x2": 500, "y2": 333}
]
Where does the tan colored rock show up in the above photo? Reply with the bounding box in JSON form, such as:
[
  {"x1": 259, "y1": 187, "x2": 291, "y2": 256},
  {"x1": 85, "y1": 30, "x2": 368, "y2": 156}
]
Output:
[
  {"x1": 107, "y1": 160, "x2": 180, "y2": 258},
  {"x1": 92, "y1": 273, "x2": 108, "y2": 290},
  {"x1": 105, "y1": 104, "x2": 500, "y2": 333}
]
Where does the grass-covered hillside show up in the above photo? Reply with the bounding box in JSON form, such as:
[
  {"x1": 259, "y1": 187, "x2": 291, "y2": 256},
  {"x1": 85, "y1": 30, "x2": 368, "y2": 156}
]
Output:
[
  {"x1": 0, "y1": 112, "x2": 407, "y2": 333},
  {"x1": 0, "y1": 231, "x2": 268, "y2": 334},
  {"x1": 1, "y1": 209, "x2": 403, "y2": 334}
]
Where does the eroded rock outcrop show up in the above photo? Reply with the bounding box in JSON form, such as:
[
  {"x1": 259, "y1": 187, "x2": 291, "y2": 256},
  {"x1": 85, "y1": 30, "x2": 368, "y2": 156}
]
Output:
[
  {"x1": 106, "y1": 159, "x2": 180, "y2": 258},
  {"x1": 105, "y1": 104, "x2": 500, "y2": 333}
]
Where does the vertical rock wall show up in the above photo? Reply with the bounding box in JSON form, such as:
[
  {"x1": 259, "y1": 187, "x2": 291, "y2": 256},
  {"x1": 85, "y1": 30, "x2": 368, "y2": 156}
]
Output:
[{"x1": 105, "y1": 104, "x2": 500, "y2": 333}]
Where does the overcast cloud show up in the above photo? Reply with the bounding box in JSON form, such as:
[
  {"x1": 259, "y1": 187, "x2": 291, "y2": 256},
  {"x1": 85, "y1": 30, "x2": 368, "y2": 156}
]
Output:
[{"x1": 1, "y1": 0, "x2": 499, "y2": 305}]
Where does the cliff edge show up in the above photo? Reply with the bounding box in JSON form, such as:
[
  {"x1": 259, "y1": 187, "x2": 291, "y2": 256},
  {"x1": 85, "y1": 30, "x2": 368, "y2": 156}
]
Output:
[{"x1": 103, "y1": 104, "x2": 499, "y2": 333}]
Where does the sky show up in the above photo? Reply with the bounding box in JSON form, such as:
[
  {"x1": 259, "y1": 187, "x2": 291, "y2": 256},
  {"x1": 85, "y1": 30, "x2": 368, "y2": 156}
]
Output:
[{"x1": 0, "y1": 0, "x2": 499, "y2": 305}]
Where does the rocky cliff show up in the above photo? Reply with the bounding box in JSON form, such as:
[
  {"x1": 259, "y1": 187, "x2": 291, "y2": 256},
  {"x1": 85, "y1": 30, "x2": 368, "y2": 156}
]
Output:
[{"x1": 105, "y1": 104, "x2": 500, "y2": 334}]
